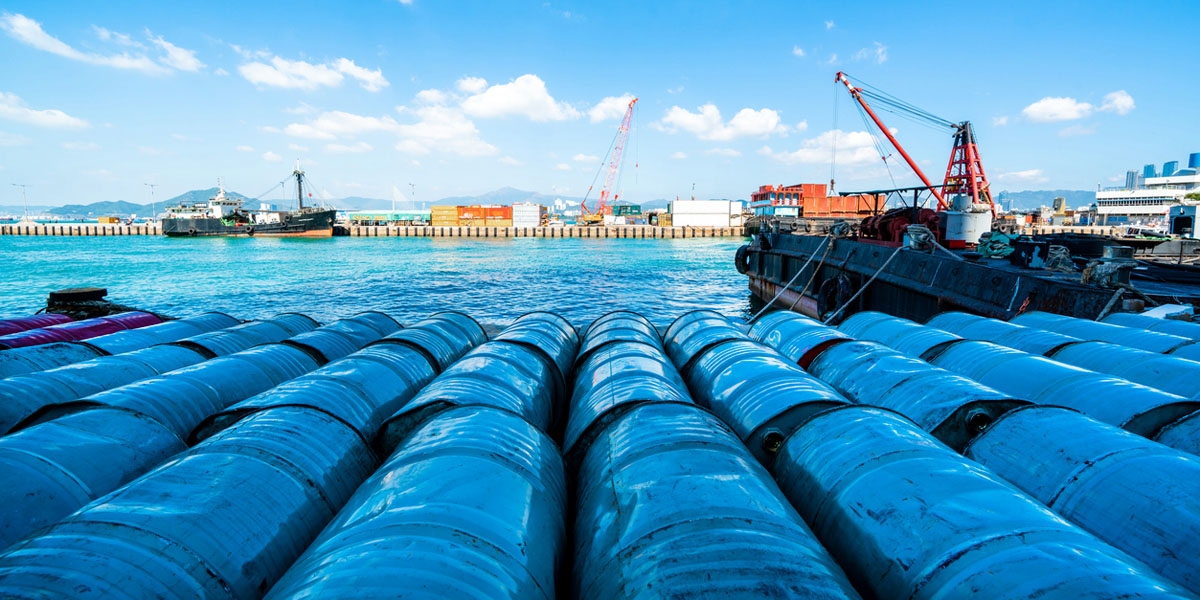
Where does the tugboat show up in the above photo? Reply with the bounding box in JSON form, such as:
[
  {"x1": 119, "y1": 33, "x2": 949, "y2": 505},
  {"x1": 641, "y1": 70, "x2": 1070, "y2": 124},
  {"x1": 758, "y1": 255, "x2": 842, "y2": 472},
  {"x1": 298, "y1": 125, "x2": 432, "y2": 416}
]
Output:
[{"x1": 162, "y1": 163, "x2": 335, "y2": 237}]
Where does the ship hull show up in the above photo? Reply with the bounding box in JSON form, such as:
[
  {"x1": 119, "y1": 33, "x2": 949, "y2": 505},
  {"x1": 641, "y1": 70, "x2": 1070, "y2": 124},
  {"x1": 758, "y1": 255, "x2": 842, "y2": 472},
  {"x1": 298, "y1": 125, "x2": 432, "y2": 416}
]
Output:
[{"x1": 162, "y1": 210, "x2": 335, "y2": 238}]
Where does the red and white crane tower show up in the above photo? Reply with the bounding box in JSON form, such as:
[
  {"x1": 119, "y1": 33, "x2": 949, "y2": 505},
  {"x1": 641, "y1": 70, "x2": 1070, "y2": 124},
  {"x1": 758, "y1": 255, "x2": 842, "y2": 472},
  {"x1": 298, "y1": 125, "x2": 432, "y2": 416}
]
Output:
[
  {"x1": 581, "y1": 97, "x2": 638, "y2": 224},
  {"x1": 834, "y1": 72, "x2": 994, "y2": 246}
]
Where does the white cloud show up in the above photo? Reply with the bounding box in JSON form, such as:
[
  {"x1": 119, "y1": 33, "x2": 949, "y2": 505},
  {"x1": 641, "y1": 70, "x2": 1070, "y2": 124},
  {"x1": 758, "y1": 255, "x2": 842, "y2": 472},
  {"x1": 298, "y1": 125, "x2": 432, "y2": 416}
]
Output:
[
  {"x1": 456, "y1": 76, "x2": 488, "y2": 94},
  {"x1": 461, "y1": 74, "x2": 580, "y2": 121},
  {"x1": 236, "y1": 145, "x2": 254, "y2": 152},
  {"x1": 825, "y1": 20, "x2": 835, "y2": 29},
  {"x1": 283, "y1": 110, "x2": 400, "y2": 139},
  {"x1": 792, "y1": 45, "x2": 805, "y2": 57},
  {"x1": 395, "y1": 105, "x2": 497, "y2": 156},
  {"x1": 92, "y1": 26, "x2": 143, "y2": 49},
  {"x1": 288, "y1": 143, "x2": 309, "y2": 152},
  {"x1": 415, "y1": 89, "x2": 449, "y2": 105},
  {"x1": 285, "y1": 102, "x2": 318, "y2": 115},
  {"x1": 554, "y1": 163, "x2": 571, "y2": 171},
  {"x1": 573, "y1": 153, "x2": 599, "y2": 163},
  {"x1": 1058, "y1": 125, "x2": 1096, "y2": 137},
  {"x1": 1022, "y1": 96, "x2": 1093, "y2": 122},
  {"x1": 325, "y1": 141, "x2": 373, "y2": 154},
  {"x1": 655, "y1": 104, "x2": 787, "y2": 141},
  {"x1": 992, "y1": 116, "x2": 1009, "y2": 126},
  {"x1": 827, "y1": 53, "x2": 839, "y2": 65},
  {"x1": 263, "y1": 151, "x2": 282, "y2": 162},
  {"x1": 705, "y1": 148, "x2": 742, "y2": 157},
  {"x1": 333, "y1": 58, "x2": 388, "y2": 91},
  {"x1": 239, "y1": 55, "x2": 388, "y2": 91},
  {"x1": 671, "y1": 151, "x2": 687, "y2": 159},
  {"x1": 588, "y1": 94, "x2": 635, "y2": 123},
  {"x1": 213, "y1": 67, "x2": 229, "y2": 76},
  {"x1": 138, "y1": 146, "x2": 164, "y2": 155},
  {"x1": 62, "y1": 141, "x2": 100, "y2": 150},
  {"x1": 0, "y1": 131, "x2": 30, "y2": 146},
  {"x1": 873, "y1": 42, "x2": 887, "y2": 63},
  {"x1": 239, "y1": 57, "x2": 342, "y2": 90},
  {"x1": 667, "y1": 85, "x2": 684, "y2": 94},
  {"x1": 147, "y1": 31, "x2": 204, "y2": 71},
  {"x1": 0, "y1": 92, "x2": 89, "y2": 128},
  {"x1": 1100, "y1": 90, "x2": 1134, "y2": 115},
  {"x1": 758, "y1": 129, "x2": 879, "y2": 165},
  {"x1": 995, "y1": 169, "x2": 1049, "y2": 183},
  {"x1": 1, "y1": 13, "x2": 170, "y2": 74},
  {"x1": 499, "y1": 156, "x2": 523, "y2": 166},
  {"x1": 795, "y1": 120, "x2": 809, "y2": 132}
]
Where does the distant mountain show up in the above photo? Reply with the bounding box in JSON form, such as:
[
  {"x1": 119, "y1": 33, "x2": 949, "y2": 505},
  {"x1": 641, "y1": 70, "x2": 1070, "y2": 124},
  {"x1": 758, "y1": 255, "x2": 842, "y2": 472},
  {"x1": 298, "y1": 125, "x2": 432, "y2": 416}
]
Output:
[
  {"x1": 995, "y1": 189, "x2": 1094, "y2": 211},
  {"x1": 49, "y1": 201, "x2": 153, "y2": 218}
]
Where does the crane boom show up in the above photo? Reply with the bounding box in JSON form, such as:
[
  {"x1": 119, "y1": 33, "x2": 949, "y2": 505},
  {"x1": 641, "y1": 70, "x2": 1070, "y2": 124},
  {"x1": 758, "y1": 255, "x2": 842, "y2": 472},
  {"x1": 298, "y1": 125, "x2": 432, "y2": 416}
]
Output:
[
  {"x1": 835, "y1": 72, "x2": 948, "y2": 211},
  {"x1": 582, "y1": 97, "x2": 637, "y2": 220}
]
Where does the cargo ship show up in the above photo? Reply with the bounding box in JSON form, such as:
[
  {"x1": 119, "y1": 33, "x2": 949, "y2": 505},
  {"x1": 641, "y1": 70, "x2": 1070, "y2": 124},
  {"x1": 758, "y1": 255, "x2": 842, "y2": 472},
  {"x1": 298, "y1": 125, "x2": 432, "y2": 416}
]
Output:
[{"x1": 162, "y1": 164, "x2": 335, "y2": 237}]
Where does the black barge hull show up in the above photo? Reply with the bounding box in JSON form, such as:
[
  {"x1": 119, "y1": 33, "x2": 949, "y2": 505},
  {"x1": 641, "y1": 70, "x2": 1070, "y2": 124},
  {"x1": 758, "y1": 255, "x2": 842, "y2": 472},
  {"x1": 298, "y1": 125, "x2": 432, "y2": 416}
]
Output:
[{"x1": 739, "y1": 233, "x2": 1200, "y2": 323}]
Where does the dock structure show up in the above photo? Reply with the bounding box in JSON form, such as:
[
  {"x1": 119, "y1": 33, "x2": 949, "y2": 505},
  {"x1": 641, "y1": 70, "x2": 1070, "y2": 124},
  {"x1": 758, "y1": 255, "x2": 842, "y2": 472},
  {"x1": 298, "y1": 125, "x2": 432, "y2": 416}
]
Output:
[
  {"x1": 0, "y1": 223, "x2": 747, "y2": 238},
  {"x1": 346, "y1": 225, "x2": 747, "y2": 238},
  {"x1": 0, "y1": 223, "x2": 162, "y2": 236}
]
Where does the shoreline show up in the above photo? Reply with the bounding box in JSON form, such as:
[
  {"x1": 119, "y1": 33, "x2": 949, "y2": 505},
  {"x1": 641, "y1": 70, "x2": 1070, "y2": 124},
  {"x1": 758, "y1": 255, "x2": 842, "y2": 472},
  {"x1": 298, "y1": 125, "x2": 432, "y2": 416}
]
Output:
[{"x1": 0, "y1": 223, "x2": 749, "y2": 238}]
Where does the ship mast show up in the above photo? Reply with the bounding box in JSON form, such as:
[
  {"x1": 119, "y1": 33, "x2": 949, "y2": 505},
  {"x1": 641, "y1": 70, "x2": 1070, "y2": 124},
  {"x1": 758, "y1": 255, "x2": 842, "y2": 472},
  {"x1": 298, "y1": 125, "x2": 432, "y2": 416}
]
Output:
[{"x1": 293, "y1": 161, "x2": 304, "y2": 211}]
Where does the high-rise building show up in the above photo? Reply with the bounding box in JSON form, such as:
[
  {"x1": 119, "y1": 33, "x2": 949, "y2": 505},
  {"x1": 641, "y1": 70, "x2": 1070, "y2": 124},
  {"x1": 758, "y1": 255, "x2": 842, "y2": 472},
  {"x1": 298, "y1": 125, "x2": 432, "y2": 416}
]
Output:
[
  {"x1": 1125, "y1": 170, "x2": 1139, "y2": 189},
  {"x1": 1163, "y1": 161, "x2": 1180, "y2": 177},
  {"x1": 1144, "y1": 164, "x2": 1159, "y2": 179}
]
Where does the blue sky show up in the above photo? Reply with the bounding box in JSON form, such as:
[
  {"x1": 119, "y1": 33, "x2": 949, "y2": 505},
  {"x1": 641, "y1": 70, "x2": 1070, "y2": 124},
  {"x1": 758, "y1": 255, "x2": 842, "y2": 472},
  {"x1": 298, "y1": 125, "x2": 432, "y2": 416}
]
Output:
[{"x1": 0, "y1": 0, "x2": 1196, "y2": 206}]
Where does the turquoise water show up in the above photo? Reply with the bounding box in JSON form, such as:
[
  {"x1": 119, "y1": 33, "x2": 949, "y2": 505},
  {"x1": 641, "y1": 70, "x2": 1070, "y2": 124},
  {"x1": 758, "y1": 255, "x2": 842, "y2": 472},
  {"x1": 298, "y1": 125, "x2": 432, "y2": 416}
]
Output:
[{"x1": 0, "y1": 235, "x2": 753, "y2": 329}]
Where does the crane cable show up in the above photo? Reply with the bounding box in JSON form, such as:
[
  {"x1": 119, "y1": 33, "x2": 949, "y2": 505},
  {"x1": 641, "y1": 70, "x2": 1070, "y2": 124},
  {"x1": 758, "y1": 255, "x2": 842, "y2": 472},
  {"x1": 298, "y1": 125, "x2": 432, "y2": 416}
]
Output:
[{"x1": 830, "y1": 83, "x2": 839, "y2": 195}]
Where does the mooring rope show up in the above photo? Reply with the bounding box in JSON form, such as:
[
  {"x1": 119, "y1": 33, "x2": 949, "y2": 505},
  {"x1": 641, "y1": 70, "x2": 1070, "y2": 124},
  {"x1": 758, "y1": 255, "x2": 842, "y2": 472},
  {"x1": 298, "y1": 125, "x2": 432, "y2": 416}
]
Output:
[
  {"x1": 749, "y1": 235, "x2": 832, "y2": 322},
  {"x1": 823, "y1": 244, "x2": 905, "y2": 324}
]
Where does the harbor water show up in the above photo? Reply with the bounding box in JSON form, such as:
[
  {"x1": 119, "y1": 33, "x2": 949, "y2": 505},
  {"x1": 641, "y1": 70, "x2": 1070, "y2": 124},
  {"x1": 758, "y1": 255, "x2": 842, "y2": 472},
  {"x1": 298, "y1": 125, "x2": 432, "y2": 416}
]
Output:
[{"x1": 0, "y1": 235, "x2": 751, "y2": 328}]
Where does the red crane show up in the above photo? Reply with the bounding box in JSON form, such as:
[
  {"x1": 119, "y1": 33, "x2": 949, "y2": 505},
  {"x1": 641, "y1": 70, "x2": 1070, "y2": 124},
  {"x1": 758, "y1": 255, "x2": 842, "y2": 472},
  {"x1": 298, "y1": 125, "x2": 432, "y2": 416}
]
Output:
[
  {"x1": 581, "y1": 97, "x2": 637, "y2": 224},
  {"x1": 834, "y1": 72, "x2": 993, "y2": 215}
]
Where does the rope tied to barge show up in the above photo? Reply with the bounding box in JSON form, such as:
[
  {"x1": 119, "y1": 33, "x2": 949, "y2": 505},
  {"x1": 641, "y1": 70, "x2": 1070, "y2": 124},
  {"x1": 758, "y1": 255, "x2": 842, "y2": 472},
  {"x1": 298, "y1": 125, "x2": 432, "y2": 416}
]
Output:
[{"x1": 749, "y1": 235, "x2": 832, "y2": 322}]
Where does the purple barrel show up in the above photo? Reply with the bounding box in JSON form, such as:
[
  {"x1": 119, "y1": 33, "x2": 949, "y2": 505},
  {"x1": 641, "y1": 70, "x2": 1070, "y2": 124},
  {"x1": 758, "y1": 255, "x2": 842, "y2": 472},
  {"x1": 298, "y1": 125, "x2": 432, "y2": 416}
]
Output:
[
  {"x1": 0, "y1": 312, "x2": 163, "y2": 349},
  {"x1": 0, "y1": 314, "x2": 73, "y2": 336}
]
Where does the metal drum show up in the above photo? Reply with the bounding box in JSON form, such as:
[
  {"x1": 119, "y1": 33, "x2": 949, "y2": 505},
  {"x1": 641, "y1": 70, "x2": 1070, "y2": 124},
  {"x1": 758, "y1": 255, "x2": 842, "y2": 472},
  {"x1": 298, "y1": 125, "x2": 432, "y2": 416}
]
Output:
[
  {"x1": 773, "y1": 405, "x2": 1194, "y2": 599},
  {"x1": 662, "y1": 310, "x2": 750, "y2": 376},
  {"x1": 492, "y1": 311, "x2": 580, "y2": 398},
  {"x1": 1102, "y1": 312, "x2": 1200, "y2": 340},
  {"x1": 378, "y1": 341, "x2": 555, "y2": 453},
  {"x1": 1013, "y1": 311, "x2": 1191, "y2": 353},
  {"x1": 0, "y1": 405, "x2": 376, "y2": 600},
  {"x1": 576, "y1": 310, "x2": 662, "y2": 367},
  {"x1": 808, "y1": 340, "x2": 1025, "y2": 450},
  {"x1": 1049, "y1": 341, "x2": 1200, "y2": 399},
  {"x1": 680, "y1": 338, "x2": 847, "y2": 462},
  {"x1": 965, "y1": 405, "x2": 1200, "y2": 593},
  {"x1": 265, "y1": 406, "x2": 565, "y2": 600},
  {"x1": 748, "y1": 311, "x2": 850, "y2": 367},
  {"x1": 573, "y1": 401, "x2": 860, "y2": 600},
  {"x1": 838, "y1": 312, "x2": 962, "y2": 358},
  {"x1": 0, "y1": 408, "x2": 186, "y2": 549},
  {"x1": 563, "y1": 341, "x2": 692, "y2": 461},
  {"x1": 85, "y1": 312, "x2": 240, "y2": 355}
]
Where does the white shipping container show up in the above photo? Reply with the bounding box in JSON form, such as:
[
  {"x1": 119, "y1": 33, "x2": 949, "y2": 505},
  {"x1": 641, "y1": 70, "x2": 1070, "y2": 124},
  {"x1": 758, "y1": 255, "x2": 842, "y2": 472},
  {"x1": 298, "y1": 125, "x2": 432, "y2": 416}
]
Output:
[
  {"x1": 514, "y1": 218, "x2": 541, "y2": 227},
  {"x1": 673, "y1": 213, "x2": 731, "y2": 227}
]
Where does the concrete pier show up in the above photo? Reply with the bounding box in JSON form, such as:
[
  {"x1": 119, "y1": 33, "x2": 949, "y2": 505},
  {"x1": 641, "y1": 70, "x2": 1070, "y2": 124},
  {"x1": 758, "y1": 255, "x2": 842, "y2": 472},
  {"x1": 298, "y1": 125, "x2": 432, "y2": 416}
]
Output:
[{"x1": 0, "y1": 223, "x2": 748, "y2": 238}]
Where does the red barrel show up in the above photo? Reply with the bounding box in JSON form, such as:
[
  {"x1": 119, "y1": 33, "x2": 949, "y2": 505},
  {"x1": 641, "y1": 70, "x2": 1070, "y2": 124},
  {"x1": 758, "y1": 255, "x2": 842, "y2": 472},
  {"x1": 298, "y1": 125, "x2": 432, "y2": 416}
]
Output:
[{"x1": 0, "y1": 314, "x2": 73, "y2": 336}]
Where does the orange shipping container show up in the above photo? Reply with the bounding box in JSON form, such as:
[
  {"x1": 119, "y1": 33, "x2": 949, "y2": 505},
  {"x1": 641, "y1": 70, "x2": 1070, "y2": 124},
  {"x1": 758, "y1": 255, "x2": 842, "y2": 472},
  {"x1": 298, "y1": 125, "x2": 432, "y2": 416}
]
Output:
[{"x1": 484, "y1": 206, "x2": 512, "y2": 219}]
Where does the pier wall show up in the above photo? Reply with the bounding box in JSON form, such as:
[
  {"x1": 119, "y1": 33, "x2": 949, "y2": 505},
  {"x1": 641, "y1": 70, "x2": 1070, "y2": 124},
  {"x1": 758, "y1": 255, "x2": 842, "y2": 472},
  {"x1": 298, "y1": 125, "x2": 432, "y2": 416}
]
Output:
[{"x1": 0, "y1": 223, "x2": 748, "y2": 238}]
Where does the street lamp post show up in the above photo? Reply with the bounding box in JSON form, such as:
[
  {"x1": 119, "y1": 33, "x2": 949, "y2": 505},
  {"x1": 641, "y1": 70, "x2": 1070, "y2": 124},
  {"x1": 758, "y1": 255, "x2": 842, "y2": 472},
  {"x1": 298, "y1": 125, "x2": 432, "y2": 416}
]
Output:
[
  {"x1": 10, "y1": 183, "x2": 30, "y2": 222},
  {"x1": 143, "y1": 183, "x2": 157, "y2": 222}
]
